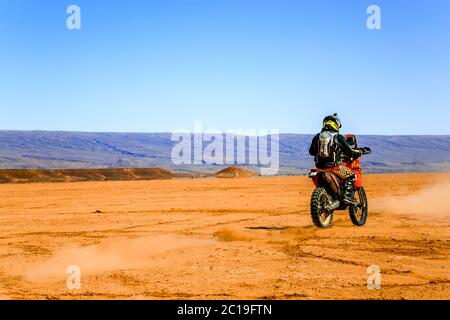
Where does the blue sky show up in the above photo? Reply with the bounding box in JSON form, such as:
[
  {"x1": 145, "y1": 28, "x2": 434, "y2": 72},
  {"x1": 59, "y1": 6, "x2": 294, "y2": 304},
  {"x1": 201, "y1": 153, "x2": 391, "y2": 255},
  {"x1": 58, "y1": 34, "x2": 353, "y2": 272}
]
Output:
[{"x1": 1, "y1": 0, "x2": 449, "y2": 134}]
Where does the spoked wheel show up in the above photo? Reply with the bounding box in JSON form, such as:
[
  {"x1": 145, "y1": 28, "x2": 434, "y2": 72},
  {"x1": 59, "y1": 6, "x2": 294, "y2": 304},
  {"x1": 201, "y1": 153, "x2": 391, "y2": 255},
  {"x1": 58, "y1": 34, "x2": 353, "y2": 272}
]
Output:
[
  {"x1": 310, "y1": 187, "x2": 334, "y2": 228},
  {"x1": 349, "y1": 186, "x2": 368, "y2": 226}
]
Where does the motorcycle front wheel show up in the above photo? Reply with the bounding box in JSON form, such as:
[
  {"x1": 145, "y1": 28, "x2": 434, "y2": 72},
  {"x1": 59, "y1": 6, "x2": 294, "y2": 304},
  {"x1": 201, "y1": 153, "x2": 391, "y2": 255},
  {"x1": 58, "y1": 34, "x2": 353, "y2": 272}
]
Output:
[
  {"x1": 310, "y1": 187, "x2": 334, "y2": 228},
  {"x1": 349, "y1": 186, "x2": 368, "y2": 226}
]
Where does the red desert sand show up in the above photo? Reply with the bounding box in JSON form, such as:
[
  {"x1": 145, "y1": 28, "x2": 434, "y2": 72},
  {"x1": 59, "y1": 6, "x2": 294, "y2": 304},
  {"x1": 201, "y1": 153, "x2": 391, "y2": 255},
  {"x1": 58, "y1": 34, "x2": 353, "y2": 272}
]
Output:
[{"x1": 0, "y1": 172, "x2": 449, "y2": 299}]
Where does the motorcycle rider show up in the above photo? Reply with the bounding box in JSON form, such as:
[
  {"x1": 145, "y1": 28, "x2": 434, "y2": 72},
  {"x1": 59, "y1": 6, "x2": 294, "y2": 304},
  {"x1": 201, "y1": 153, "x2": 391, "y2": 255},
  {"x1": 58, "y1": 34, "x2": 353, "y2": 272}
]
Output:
[{"x1": 308, "y1": 113, "x2": 362, "y2": 204}]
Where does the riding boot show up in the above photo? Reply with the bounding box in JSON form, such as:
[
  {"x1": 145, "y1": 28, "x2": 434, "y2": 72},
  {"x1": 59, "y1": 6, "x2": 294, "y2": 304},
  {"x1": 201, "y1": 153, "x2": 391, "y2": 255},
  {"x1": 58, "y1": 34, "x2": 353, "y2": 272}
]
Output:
[{"x1": 343, "y1": 175, "x2": 357, "y2": 205}]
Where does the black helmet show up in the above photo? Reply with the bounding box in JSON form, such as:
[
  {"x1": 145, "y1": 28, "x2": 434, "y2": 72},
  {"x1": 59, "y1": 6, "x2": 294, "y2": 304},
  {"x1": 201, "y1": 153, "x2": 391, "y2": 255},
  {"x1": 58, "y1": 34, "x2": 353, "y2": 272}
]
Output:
[{"x1": 322, "y1": 113, "x2": 342, "y2": 131}]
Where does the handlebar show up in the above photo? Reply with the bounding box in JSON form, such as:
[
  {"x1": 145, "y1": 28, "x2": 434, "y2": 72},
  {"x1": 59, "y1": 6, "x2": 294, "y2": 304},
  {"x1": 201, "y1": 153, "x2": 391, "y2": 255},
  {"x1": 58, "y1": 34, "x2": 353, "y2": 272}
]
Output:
[{"x1": 359, "y1": 147, "x2": 372, "y2": 155}]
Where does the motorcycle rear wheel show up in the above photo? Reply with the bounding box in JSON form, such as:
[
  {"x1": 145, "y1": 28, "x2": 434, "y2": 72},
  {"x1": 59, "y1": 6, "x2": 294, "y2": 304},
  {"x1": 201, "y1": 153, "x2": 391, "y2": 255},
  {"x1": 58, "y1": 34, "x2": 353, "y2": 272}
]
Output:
[
  {"x1": 349, "y1": 186, "x2": 368, "y2": 226},
  {"x1": 310, "y1": 187, "x2": 334, "y2": 228}
]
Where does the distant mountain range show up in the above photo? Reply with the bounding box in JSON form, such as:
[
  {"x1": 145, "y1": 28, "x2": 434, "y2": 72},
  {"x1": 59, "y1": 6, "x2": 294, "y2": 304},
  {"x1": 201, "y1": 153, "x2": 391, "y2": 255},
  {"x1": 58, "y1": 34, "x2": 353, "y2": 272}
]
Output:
[{"x1": 1, "y1": 131, "x2": 449, "y2": 174}]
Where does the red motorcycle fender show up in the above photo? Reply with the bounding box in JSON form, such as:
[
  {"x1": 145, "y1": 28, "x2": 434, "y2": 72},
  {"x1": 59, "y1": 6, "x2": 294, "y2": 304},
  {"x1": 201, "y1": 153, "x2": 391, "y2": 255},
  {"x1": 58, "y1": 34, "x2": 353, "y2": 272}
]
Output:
[{"x1": 349, "y1": 168, "x2": 363, "y2": 188}]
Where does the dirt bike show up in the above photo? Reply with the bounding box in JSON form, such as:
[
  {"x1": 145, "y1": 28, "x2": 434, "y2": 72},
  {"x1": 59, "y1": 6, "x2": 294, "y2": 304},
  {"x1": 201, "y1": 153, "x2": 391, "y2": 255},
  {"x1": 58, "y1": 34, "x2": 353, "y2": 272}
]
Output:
[{"x1": 308, "y1": 134, "x2": 371, "y2": 228}]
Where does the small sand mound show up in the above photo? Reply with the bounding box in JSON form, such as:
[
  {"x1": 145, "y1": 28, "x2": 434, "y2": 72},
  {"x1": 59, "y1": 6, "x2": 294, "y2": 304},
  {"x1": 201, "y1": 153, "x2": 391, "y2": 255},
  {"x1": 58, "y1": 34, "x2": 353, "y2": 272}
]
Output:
[{"x1": 215, "y1": 166, "x2": 256, "y2": 178}]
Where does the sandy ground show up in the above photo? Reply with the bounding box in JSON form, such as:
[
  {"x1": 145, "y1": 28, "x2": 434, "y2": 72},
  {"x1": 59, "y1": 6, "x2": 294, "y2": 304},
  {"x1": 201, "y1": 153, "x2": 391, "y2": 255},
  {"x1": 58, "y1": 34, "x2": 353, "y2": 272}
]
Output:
[{"x1": 0, "y1": 173, "x2": 449, "y2": 300}]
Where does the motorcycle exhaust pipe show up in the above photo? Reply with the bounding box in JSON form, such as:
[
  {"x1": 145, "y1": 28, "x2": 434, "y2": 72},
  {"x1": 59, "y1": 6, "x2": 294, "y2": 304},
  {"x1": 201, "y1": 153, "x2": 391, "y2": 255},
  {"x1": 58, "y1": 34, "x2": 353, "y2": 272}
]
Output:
[{"x1": 326, "y1": 200, "x2": 340, "y2": 211}]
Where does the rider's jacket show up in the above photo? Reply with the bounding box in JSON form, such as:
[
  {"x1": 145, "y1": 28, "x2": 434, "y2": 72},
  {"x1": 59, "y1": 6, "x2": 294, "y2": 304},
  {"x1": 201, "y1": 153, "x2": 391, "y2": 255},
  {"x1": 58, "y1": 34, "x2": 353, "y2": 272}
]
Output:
[{"x1": 309, "y1": 128, "x2": 361, "y2": 169}]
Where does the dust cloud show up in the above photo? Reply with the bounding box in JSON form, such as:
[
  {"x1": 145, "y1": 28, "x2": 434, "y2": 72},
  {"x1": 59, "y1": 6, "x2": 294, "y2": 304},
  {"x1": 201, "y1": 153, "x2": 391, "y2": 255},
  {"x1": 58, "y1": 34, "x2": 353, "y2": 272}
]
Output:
[
  {"x1": 24, "y1": 235, "x2": 211, "y2": 282},
  {"x1": 371, "y1": 181, "x2": 450, "y2": 218},
  {"x1": 214, "y1": 228, "x2": 264, "y2": 242},
  {"x1": 214, "y1": 226, "x2": 318, "y2": 243}
]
